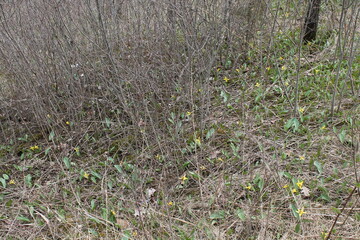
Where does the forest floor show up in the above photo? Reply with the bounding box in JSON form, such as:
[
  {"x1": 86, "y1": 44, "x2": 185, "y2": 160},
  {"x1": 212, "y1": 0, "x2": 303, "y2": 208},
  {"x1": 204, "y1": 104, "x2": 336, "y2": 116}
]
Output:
[{"x1": 1, "y1": 16, "x2": 360, "y2": 240}]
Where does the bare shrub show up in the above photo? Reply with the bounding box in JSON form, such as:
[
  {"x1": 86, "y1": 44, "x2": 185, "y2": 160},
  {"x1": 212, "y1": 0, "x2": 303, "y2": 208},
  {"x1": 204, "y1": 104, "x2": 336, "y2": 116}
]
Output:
[{"x1": 0, "y1": 0, "x2": 265, "y2": 152}]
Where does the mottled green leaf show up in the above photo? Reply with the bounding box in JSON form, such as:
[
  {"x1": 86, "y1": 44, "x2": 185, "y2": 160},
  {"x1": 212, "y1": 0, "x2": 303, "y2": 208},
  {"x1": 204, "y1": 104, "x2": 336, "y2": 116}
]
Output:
[
  {"x1": 236, "y1": 208, "x2": 246, "y2": 220},
  {"x1": 314, "y1": 161, "x2": 323, "y2": 174},
  {"x1": 210, "y1": 210, "x2": 226, "y2": 220}
]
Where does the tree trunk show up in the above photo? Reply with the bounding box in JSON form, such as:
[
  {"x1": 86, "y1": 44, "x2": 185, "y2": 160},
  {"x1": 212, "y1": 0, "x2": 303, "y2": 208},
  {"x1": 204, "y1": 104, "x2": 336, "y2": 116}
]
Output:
[{"x1": 303, "y1": 0, "x2": 322, "y2": 43}]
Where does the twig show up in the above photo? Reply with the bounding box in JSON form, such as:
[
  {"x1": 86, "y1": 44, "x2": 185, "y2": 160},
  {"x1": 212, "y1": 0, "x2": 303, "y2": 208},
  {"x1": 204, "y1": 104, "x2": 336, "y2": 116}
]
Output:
[{"x1": 325, "y1": 185, "x2": 357, "y2": 240}]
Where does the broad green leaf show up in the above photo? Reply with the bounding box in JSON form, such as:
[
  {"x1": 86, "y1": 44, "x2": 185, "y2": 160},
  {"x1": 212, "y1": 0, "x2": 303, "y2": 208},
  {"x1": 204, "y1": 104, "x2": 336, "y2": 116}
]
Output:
[
  {"x1": 107, "y1": 180, "x2": 113, "y2": 190},
  {"x1": 123, "y1": 163, "x2": 134, "y2": 172},
  {"x1": 220, "y1": 90, "x2": 230, "y2": 103},
  {"x1": 91, "y1": 199, "x2": 96, "y2": 210},
  {"x1": 225, "y1": 59, "x2": 232, "y2": 68},
  {"x1": 314, "y1": 161, "x2": 323, "y2": 174},
  {"x1": 6, "y1": 199, "x2": 13, "y2": 207},
  {"x1": 25, "y1": 174, "x2": 32, "y2": 187},
  {"x1": 89, "y1": 215, "x2": 102, "y2": 224},
  {"x1": 338, "y1": 130, "x2": 346, "y2": 143},
  {"x1": 206, "y1": 128, "x2": 215, "y2": 139},
  {"x1": 182, "y1": 161, "x2": 190, "y2": 168},
  {"x1": 236, "y1": 208, "x2": 246, "y2": 220},
  {"x1": 295, "y1": 223, "x2": 301, "y2": 233},
  {"x1": 210, "y1": 210, "x2": 226, "y2": 220},
  {"x1": 168, "y1": 112, "x2": 175, "y2": 124},
  {"x1": 188, "y1": 171, "x2": 200, "y2": 180},
  {"x1": 279, "y1": 171, "x2": 292, "y2": 179},
  {"x1": 121, "y1": 231, "x2": 131, "y2": 240},
  {"x1": 230, "y1": 143, "x2": 239, "y2": 157},
  {"x1": 49, "y1": 130, "x2": 55, "y2": 141},
  {"x1": 63, "y1": 157, "x2": 71, "y2": 169},
  {"x1": 0, "y1": 178, "x2": 6, "y2": 188},
  {"x1": 45, "y1": 147, "x2": 51, "y2": 155},
  {"x1": 29, "y1": 206, "x2": 35, "y2": 218},
  {"x1": 109, "y1": 211, "x2": 116, "y2": 223},
  {"x1": 101, "y1": 208, "x2": 108, "y2": 219},
  {"x1": 319, "y1": 193, "x2": 331, "y2": 202},
  {"x1": 91, "y1": 176, "x2": 97, "y2": 184},
  {"x1": 257, "y1": 177, "x2": 264, "y2": 191},
  {"x1": 56, "y1": 209, "x2": 66, "y2": 221},
  {"x1": 79, "y1": 169, "x2": 85, "y2": 179},
  {"x1": 255, "y1": 93, "x2": 262, "y2": 103},
  {"x1": 210, "y1": 211, "x2": 225, "y2": 220},
  {"x1": 91, "y1": 171, "x2": 102, "y2": 179},
  {"x1": 333, "y1": 126, "x2": 337, "y2": 133},
  {"x1": 16, "y1": 215, "x2": 31, "y2": 222},
  {"x1": 284, "y1": 118, "x2": 294, "y2": 131},
  {"x1": 114, "y1": 165, "x2": 123, "y2": 174},
  {"x1": 290, "y1": 203, "x2": 299, "y2": 218},
  {"x1": 105, "y1": 117, "x2": 111, "y2": 128},
  {"x1": 88, "y1": 228, "x2": 99, "y2": 236},
  {"x1": 293, "y1": 118, "x2": 300, "y2": 131},
  {"x1": 284, "y1": 118, "x2": 300, "y2": 132}
]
